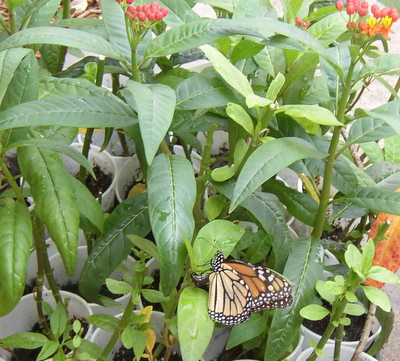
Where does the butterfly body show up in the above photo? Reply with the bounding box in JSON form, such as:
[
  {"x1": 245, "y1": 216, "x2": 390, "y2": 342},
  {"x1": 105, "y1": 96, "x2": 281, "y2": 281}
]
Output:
[{"x1": 192, "y1": 251, "x2": 293, "y2": 325}]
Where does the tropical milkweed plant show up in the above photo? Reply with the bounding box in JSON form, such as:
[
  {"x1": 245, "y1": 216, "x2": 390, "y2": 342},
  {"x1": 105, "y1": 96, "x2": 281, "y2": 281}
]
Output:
[{"x1": 0, "y1": 0, "x2": 400, "y2": 360}]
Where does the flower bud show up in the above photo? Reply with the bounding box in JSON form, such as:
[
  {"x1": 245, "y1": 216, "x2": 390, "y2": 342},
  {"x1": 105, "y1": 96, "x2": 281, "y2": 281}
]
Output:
[
  {"x1": 335, "y1": 1, "x2": 344, "y2": 10},
  {"x1": 346, "y1": 4, "x2": 355, "y2": 14},
  {"x1": 380, "y1": 7, "x2": 390, "y2": 17},
  {"x1": 371, "y1": 4, "x2": 380, "y2": 17},
  {"x1": 155, "y1": 10, "x2": 164, "y2": 20},
  {"x1": 160, "y1": 7, "x2": 168, "y2": 16},
  {"x1": 358, "y1": 7, "x2": 368, "y2": 16},
  {"x1": 389, "y1": 8, "x2": 399, "y2": 22},
  {"x1": 137, "y1": 11, "x2": 146, "y2": 21},
  {"x1": 126, "y1": 0, "x2": 134, "y2": 4},
  {"x1": 360, "y1": 1, "x2": 368, "y2": 8},
  {"x1": 151, "y1": 2, "x2": 159, "y2": 10},
  {"x1": 147, "y1": 11, "x2": 155, "y2": 21}
]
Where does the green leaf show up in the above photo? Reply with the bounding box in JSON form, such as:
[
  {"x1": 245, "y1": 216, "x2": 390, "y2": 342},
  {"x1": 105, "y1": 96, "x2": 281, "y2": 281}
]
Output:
[
  {"x1": 0, "y1": 26, "x2": 122, "y2": 60},
  {"x1": 344, "y1": 303, "x2": 365, "y2": 316},
  {"x1": 147, "y1": 154, "x2": 196, "y2": 294},
  {"x1": 361, "y1": 142, "x2": 385, "y2": 163},
  {"x1": 192, "y1": 220, "x2": 245, "y2": 266},
  {"x1": 266, "y1": 73, "x2": 285, "y2": 102},
  {"x1": 356, "y1": 100, "x2": 400, "y2": 135},
  {"x1": 0, "y1": 199, "x2": 32, "y2": 316},
  {"x1": 79, "y1": 193, "x2": 151, "y2": 302},
  {"x1": 385, "y1": 135, "x2": 400, "y2": 163},
  {"x1": 175, "y1": 74, "x2": 236, "y2": 110},
  {"x1": 308, "y1": 12, "x2": 347, "y2": 45},
  {"x1": 105, "y1": 279, "x2": 132, "y2": 295},
  {"x1": 50, "y1": 302, "x2": 67, "y2": 339},
  {"x1": 226, "y1": 313, "x2": 266, "y2": 349},
  {"x1": 141, "y1": 289, "x2": 170, "y2": 303},
  {"x1": 87, "y1": 314, "x2": 119, "y2": 332},
  {"x1": 315, "y1": 280, "x2": 335, "y2": 304},
  {"x1": 0, "y1": 95, "x2": 136, "y2": 131},
  {"x1": 230, "y1": 39, "x2": 264, "y2": 64},
  {"x1": 230, "y1": 137, "x2": 325, "y2": 212},
  {"x1": 345, "y1": 244, "x2": 362, "y2": 277},
  {"x1": 125, "y1": 81, "x2": 176, "y2": 165},
  {"x1": 127, "y1": 234, "x2": 160, "y2": 262},
  {"x1": 178, "y1": 287, "x2": 214, "y2": 361},
  {"x1": 18, "y1": 147, "x2": 79, "y2": 276},
  {"x1": 300, "y1": 304, "x2": 330, "y2": 321},
  {"x1": 200, "y1": 44, "x2": 254, "y2": 98},
  {"x1": 211, "y1": 165, "x2": 235, "y2": 182},
  {"x1": 367, "y1": 266, "x2": 400, "y2": 284},
  {"x1": 361, "y1": 239, "x2": 375, "y2": 274},
  {"x1": 347, "y1": 117, "x2": 394, "y2": 145},
  {"x1": 205, "y1": 194, "x2": 227, "y2": 221},
  {"x1": 122, "y1": 327, "x2": 147, "y2": 359},
  {"x1": 358, "y1": 53, "x2": 400, "y2": 79},
  {"x1": 277, "y1": 105, "x2": 343, "y2": 134},
  {"x1": 362, "y1": 286, "x2": 391, "y2": 312},
  {"x1": 265, "y1": 237, "x2": 323, "y2": 361},
  {"x1": 0, "y1": 332, "x2": 48, "y2": 349},
  {"x1": 226, "y1": 103, "x2": 254, "y2": 136},
  {"x1": 36, "y1": 340, "x2": 59, "y2": 361},
  {"x1": 346, "y1": 187, "x2": 400, "y2": 215}
]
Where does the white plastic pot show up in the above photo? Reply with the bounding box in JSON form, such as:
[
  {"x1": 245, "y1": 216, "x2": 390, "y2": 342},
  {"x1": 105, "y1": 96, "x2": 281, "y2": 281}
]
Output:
[
  {"x1": 47, "y1": 246, "x2": 141, "y2": 315},
  {"x1": 115, "y1": 155, "x2": 143, "y2": 203},
  {"x1": 300, "y1": 316, "x2": 381, "y2": 352},
  {"x1": 64, "y1": 143, "x2": 117, "y2": 212},
  {"x1": 0, "y1": 290, "x2": 93, "y2": 360},
  {"x1": 296, "y1": 345, "x2": 378, "y2": 361}
]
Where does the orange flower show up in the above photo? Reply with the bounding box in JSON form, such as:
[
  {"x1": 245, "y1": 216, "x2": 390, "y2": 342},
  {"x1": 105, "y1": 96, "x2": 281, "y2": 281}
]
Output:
[{"x1": 380, "y1": 15, "x2": 395, "y2": 38}]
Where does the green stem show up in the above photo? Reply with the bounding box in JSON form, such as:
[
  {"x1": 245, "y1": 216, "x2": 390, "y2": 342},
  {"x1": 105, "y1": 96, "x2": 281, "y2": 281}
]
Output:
[
  {"x1": 6, "y1": 1, "x2": 16, "y2": 33},
  {"x1": 42, "y1": 249, "x2": 63, "y2": 305},
  {"x1": 98, "y1": 294, "x2": 137, "y2": 361},
  {"x1": 389, "y1": 76, "x2": 400, "y2": 102},
  {"x1": 131, "y1": 45, "x2": 141, "y2": 82},
  {"x1": 0, "y1": 158, "x2": 24, "y2": 204},
  {"x1": 334, "y1": 323, "x2": 345, "y2": 361},
  {"x1": 311, "y1": 59, "x2": 357, "y2": 239},
  {"x1": 78, "y1": 128, "x2": 94, "y2": 182},
  {"x1": 62, "y1": 0, "x2": 70, "y2": 19},
  {"x1": 32, "y1": 216, "x2": 54, "y2": 339}
]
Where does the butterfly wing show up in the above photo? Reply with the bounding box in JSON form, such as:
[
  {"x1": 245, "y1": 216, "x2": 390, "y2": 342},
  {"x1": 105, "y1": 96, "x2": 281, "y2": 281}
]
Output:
[{"x1": 207, "y1": 263, "x2": 252, "y2": 325}]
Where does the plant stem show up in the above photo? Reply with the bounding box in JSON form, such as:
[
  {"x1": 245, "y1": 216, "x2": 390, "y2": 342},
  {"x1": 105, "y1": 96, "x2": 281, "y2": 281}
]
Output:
[
  {"x1": 311, "y1": 59, "x2": 357, "y2": 239},
  {"x1": 334, "y1": 323, "x2": 345, "y2": 361},
  {"x1": 98, "y1": 294, "x2": 137, "y2": 361},
  {"x1": 5, "y1": 1, "x2": 16, "y2": 33},
  {"x1": 32, "y1": 216, "x2": 53, "y2": 339},
  {"x1": 78, "y1": 129, "x2": 94, "y2": 182},
  {"x1": 0, "y1": 158, "x2": 25, "y2": 204},
  {"x1": 131, "y1": 45, "x2": 141, "y2": 82}
]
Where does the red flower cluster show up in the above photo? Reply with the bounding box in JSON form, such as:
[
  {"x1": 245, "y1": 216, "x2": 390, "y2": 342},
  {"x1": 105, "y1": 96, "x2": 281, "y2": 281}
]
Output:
[
  {"x1": 335, "y1": 0, "x2": 399, "y2": 39},
  {"x1": 295, "y1": 16, "x2": 311, "y2": 28},
  {"x1": 126, "y1": 2, "x2": 168, "y2": 22}
]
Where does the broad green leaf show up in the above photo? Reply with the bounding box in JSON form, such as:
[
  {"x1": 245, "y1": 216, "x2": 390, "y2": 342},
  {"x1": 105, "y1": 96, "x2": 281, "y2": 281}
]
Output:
[
  {"x1": 88, "y1": 314, "x2": 119, "y2": 332},
  {"x1": 360, "y1": 142, "x2": 385, "y2": 163},
  {"x1": 345, "y1": 244, "x2": 362, "y2": 276},
  {"x1": 277, "y1": 105, "x2": 342, "y2": 134},
  {"x1": 300, "y1": 304, "x2": 330, "y2": 320},
  {"x1": 1, "y1": 49, "x2": 38, "y2": 114},
  {"x1": 200, "y1": 44, "x2": 254, "y2": 98},
  {"x1": 204, "y1": 194, "x2": 227, "y2": 221},
  {"x1": 347, "y1": 117, "x2": 394, "y2": 145},
  {"x1": 69, "y1": 177, "x2": 104, "y2": 235},
  {"x1": 36, "y1": 340, "x2": 59, "y2": 361},
  {"x1": 141, "y1": 289, "x2": 170, "y2": 303},
  {"x1": 385, "y1": 135, "x2": 400, "y2": 163},
  {"x1": 230, "y1": 39, "x2": 264, "y2": 64},
  {"x1": 308, "y1": 12, "x2": 347, "y2": 45},
  {"x1": 346, "y1": 187, "x2": 400, "y2": 215},
  {"x1": 105, "y1": 279, "x2": 132, "y2": 295},
  {"x1": 227, "y1": 313, "x2": 266, "y2": 349},
  {"x1": 175, "y1": 74, "x2": 236, "y2": 110},
  {"x1": 178, "y1": 287, "x2": 214, "y2": 361},
  {"x1": 0, "y1": 27, "x2": 122, "y2": 60},
  {"x1": 128, "y1": 235, "x2": 160, "y2": 261},
  {"x1": 0, "y1": 95, "x2": 136, "y2": 131},
  {"x1": 211, "y1": 165, "x2": 235, "y2": 182},
  {"x1": 315, "y1": 280, "x2": 335, "y2": 304},
  {"x1": 0, "y1": 332, "x2": 48, "y2": 349},
  {"x1": 265, "y1": 237, "x2": 323, "y2": 361},
  {"x1": 39, "y1": 77, "x2": 116, "y2": 99},
  {"x1": 361, "y1": 239, "x2": 375, "y2": 274},
  {"x1": 365, "y1": 162, "x2": 400, "y2": 191},
  {"x1": 18, "y1": 147, "x2": 79, "y2": 276},
  {"x1": 358, "y1": 53, "x2": 400, "y2": 79},
  {"x1": 367, "y1": 266, "x2": 400, "y2": 284},
  {"x1": 100, "y1": 0, "x2": 130, "y2": 61},
  {"x1": 230, "y1": 137, "x2": 325, "y2": 212},
  {"x1": 147, "y1": 155, "x2": 196, "y2": 294},
  {"x1": 122, "y1": 327, "x2": 147, "y2": 359},
  {"x1": 192, "y1": 220, "x2": 245, "y2": 266},
  {"x1": 50, "y1": 303, "x2": 67, "y2": 339},
  {"x1": 0, "y1": 199, "x2": 32, "y2": 316},
  {"x1": 356, "y1": 100, "x2": 400, "y2": 135},
  {"x1": 125, "y1": 81, "x2": 176, "y2": 165},
  {"x1": 266, "y1": 73, "x2": 285, "y2": 101},
  {"x1": 79, "y1": 193, "x2": 151, "y2": 302},
  {"x1": 362, "y1": 286, "x2": 391, "y2": 312},
  {"x1": 343, "y1": 303, "x2": 365, "y2": 316},
  {"x1": 158, "y1": 0, "x2": 199, "y2": 26},
  {"x1": 226, "y1": 103, "x2": 254, "y2": 135}
]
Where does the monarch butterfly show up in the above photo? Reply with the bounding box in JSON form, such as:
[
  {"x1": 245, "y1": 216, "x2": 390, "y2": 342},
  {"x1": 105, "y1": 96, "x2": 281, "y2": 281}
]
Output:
[{"x1": 191, "y1": 251, "x2": 293, "y2": 325}]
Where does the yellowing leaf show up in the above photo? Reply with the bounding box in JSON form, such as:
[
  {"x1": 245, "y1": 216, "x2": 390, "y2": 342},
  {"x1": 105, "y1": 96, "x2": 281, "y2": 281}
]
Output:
[{"x1": 137, "y1": 306, "x2": 153, "y2": 324}]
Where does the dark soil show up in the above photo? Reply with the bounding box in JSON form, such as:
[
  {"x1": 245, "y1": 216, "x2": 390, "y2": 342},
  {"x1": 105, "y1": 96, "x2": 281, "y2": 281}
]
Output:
[
  {"x1": 303, "y1": 312, "x2": 369, "y2": 341},
  {"x1": 10, "y1": 316, "x2": 89, "y2": 361},
  {"x1": 114, "y1": 344, "x2": 182, "y2": 361},
  {"x1": 217, "y1": 346, "x2": 259, "y2": 361},
  {"x1": 81, "y1": 164, "x2": 112, "y2": 199}
]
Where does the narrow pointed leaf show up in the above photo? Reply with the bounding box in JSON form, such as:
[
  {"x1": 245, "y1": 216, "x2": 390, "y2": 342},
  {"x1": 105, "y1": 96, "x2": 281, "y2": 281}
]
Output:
[
  {"x1": 147, "y1": 154, "x2": 196, "y2": 294},
  {"x1": 125, "y1": 81, "x2": 176, "y2": 165},
  {"x1": 79, "y1": 193, "x2": 151, "y2": 302},
  {"x1": 18, "y1": 147, "x2": 79, "y2": 276},
  {"x1": 358, "y1": 54, "x2": 400, "y2": 78},
  {"x1": 0, "y1": 95, "x2": 136, "y2": 131},
  {"x1": 230, "y1": 137, "x2": 325, "y2": 212},
  {"x1": 0, "y1": 199, "x2": 32, "y2": 316},
  {"x1": 178, "y1": 287, "x2": 214, "y2": 361},
  {"x1": 265, "y1": 237, "x2": 323, "y2": 361},
  {"x1": 0, "y1": 27, "x2": 122, "y2": 60}
]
